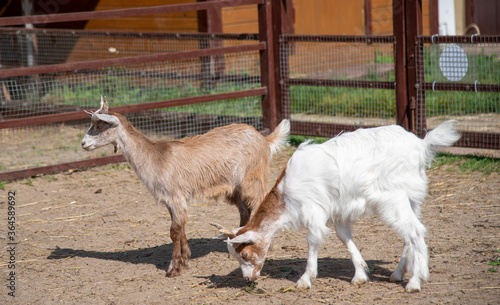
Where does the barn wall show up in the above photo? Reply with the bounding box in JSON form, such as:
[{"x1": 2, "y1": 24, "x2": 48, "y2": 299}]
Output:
[
  {"x1": 222, "y1": 5, "x2": 259, "y2": 33},
  {"x1": 85, "y1": 0, "x2": 199, "y2": 33},
  {"x1": 293, "y1": 0, "x2": 366, "y2": 35},
  {"x1": 371, "y1": 0, "x2": 432, "y2": 35}
]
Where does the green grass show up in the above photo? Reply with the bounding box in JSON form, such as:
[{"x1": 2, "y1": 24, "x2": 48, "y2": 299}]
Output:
[
  {"x1": 433, "y1": 153, "x2": 500, "y2": 175},
  {"x1": 0, "y1": 181, "x2": 5, "y2": 190},
  {"x1": 289, "y1": 86, "x2": 396, "y2": 118},
  {"x1": 36, "y1": 48, "x2": 498, "y2": 121},
  {"x1": 289, "y1": 135, "x2": 328, "y2": 147},
  {"x1": 44, "y1": 78, "x2": 262, "y2": 118}
]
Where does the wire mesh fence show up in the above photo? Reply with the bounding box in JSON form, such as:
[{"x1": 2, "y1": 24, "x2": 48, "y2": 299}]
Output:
[
  {"x1": 280, "y1": 35, "x2": 396, "y2": 134},
  {"x1": 415, "y1": 36, "x2": 500, "y2": 148},
  {"x1": 2, "y1": 28, "x2": 499, "y2": 176},
  {"x1": 0, "y1": 29, "x2": 263, "y2": 173}
]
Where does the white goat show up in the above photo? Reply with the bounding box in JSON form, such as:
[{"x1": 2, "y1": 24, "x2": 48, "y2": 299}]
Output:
[
  {"x1": 81, "y1": 96, "x2": 290, "y2": 277},
  {"x1": 216, "y1": 121, "x2": 460, "y2": 292}
]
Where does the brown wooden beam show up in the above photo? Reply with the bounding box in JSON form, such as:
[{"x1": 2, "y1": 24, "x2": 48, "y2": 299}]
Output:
[
  {"x1": 286, "y1": 78, "x2": 396, "y2": 90},
  {"x1": 457, "y1": 131, "x2": 500, "y2": 149},
  {"x1": 258, "y1": 0, "x2": 283, "y2": 131},
  {"x1": 282, "y1": 34, "x2": 394, "y2": 43},
  {"x1": 0, "y1": 27, "x2": 260, "y2": 41},
  {"x1": 0, "y1": 0, "x2": 264, "y2": 26},
  {"x1": 422, "y1": 82, "x2": 500, "y2": 92},
  {"x1": 365, "y1": 0, "x2": 373, "y2": 35},
  {"x1": 393, "y1": 0, "x2": 408, "y2": 129},
  {"x1": 290, "y1": 121, "x2": 371, "y2": 138},
  {"x1": 0, "y1": 43, "x2": 265, "y2": 78},
  {"x1": 0, "y1": 155, "x2": 126, "y2": 181}
]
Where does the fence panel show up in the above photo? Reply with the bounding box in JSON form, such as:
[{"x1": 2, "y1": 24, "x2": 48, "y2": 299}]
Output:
[
  {"x1": 415, "y1": 36, "x2": 500, "y2": 149},
  {"x1": 280, "y1": 35, "x2": 396, "y2": 137},
  {"x1": 0, "y1": 29, "x2": 265, "y2": 178}
]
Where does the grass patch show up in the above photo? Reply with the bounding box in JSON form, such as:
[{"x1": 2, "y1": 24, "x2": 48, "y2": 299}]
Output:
[
  {"x1": 433, "y1": 153, "x2": 500, "y2": 175},
  {"x1": 21, "y1": 177, "x2": 35, "y2": 186},
  {"x1": 289, "y1": 135, "x2": 328, "y2": 147},
  {"x1": 0, "y1": 181, "x2": 5, "y2": 190}
]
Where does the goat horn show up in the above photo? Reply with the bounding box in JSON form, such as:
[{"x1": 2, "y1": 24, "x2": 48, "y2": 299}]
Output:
[
  {"x1": 84, "y1": 110, "x2": 94, "y2": 116},
  {"x1": 103, "y1": 96, "x2": 109, "y2": 114},
  {"x1": 209, "y1": 222, "x2": 236, "y2": 239},
  {"x1": 99, "y1": 95, "x2": 109, "y2": 114}
]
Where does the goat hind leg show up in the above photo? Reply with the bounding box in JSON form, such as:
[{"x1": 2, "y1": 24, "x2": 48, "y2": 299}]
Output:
[
  {"x1": 383, "y1": 195, "x2": 428, "y2": 292},
  {"x1": 390, "y1": 239, "x2": 410, "y2": 282},
  {"x1": 227, "y1": 194, "x2": 252, "y2": 227},
  {"x1": 180, "y1": 225, "x2": 191, "y2": 267},
  {"x1": 335, "y1": 222, "x2": 369, "y2": 286},
  {"x1": 166, "y1": 222, "x2": 183, "y2": 277}
]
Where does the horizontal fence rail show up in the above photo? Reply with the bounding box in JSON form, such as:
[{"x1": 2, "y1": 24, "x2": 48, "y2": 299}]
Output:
[
  {"x1": 0, "y1": 43, "x2": 266, "y2": 78},
  {"x1": 0, "y1": 0, "x2": 264, "y2": 26}
]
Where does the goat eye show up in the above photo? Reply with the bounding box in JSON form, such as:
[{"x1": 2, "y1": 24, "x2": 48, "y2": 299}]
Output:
[
  {"x1": 241, "y1": 251, "x2": 248, "y2": 259},
  {"x1": 96, "y1": 121, "x2": 107, "y2": 130}
]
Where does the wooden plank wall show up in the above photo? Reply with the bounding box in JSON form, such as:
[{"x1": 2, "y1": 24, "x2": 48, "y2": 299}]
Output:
[
  {"x1": 371, "y1": 0, "x2": 431, "y2": 35},
  {"x1": 85, "y1": 0, "x2": 199, "y2": 32},
  {"x1": 294, "y1": 0, "x2": 365, "y2": 35},
  {"x1": 222, "y1": 5, "x2": 259, "y2": 33}
]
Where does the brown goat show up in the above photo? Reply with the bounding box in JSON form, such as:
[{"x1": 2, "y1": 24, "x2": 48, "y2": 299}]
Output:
[{"x1": 81, "y1": 97, "x2": 290, "y2": 277}]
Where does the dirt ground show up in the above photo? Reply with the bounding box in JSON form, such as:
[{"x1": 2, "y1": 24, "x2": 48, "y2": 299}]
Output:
[{"x1": 1, "y1": 146, "x2": 499, "y2": 304}]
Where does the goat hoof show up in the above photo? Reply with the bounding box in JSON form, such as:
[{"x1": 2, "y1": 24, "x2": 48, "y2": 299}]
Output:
[
  {"x1": 351, "y1": 277, "x2": 369, "y2": 287},
  {"x1": 405, "y1": 279, "x2": 421, "y2": 292},
  {"x1": 165, "y1": 268, "x2": 181, "y2": 277},
  {"x1": 389, "y1": 272, "x2": 404, "y2": 282},
  {"x1": 296, "y1": 278, "x2": 312, "y2": 289},
  {"x1": 405, "y1": 284, "x2": 421, "y2": 293}
]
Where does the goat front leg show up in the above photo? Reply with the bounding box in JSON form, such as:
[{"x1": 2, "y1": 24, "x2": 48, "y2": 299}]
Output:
[
  {"x1": 165, "y1": 205, "x2": 190, "y2": 277},
  {"x1": 296, "y1": 231, "x2": 320, "y2": 289}
]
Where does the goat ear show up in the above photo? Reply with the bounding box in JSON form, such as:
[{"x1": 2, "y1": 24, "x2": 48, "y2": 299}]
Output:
[
  {"x1": 226, "y1": 231, "x2": 257, "y2": 245},
  {"x1": 94, "y1": 113, "x2": 120, "y2": 127}
]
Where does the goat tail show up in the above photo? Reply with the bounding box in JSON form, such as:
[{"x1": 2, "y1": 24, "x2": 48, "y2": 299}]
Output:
[
  {"x1": 423, "y1": 120, "x2": 461, "y2": 166},
  {"x1": 266, "y1": 119, "x2": 290, "y2": 157}
]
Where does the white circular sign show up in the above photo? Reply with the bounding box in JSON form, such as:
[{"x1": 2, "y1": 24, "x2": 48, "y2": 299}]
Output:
[{"x1": 439, "y1": 44, "x2": 468, "y2": 81}]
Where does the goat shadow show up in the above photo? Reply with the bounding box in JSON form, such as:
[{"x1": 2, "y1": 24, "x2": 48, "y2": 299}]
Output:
[
  {"x1": 47, "y1": 238, "x2": 227, "y2": 270},
  {"x1": 201, "y1": 257, "x2": 404, "y2": 289},
  {"x1": 48, "y1": 242, "x2": 406, "y2": 290}
]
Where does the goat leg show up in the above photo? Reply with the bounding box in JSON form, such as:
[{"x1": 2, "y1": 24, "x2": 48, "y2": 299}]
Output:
[{"x1": 166, "y1": 222, "x2": 184, "y2": 277}]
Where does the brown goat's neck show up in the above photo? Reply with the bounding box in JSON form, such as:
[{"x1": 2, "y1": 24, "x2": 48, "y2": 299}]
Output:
[
  {"x1": 112, "y1": 113, "x2": 164, "y2": 175},
  {"x1": 241, "y1": 167, "x2": 287, "y2": 235}
]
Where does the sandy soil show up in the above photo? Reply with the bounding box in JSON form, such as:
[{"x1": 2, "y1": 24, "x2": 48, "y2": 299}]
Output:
[{"x1": 1, "y1": 146, "x2": 499, "y2": 304}]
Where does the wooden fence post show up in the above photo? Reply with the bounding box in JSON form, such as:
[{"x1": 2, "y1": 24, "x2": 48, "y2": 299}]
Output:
[
  {"x1": 393, "y1": 0, "x2": 423, "y2": 133},
  {"x1": 197, "y1": 0, "x2": 224, "y2": 90},
  {"x1": 258, "y1": 0, "x2": 283, "y2": 131}
]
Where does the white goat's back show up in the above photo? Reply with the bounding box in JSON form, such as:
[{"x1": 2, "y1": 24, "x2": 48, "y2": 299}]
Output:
[{"x1": 282, "y1": 122, "x2": 458, "y2": 238}]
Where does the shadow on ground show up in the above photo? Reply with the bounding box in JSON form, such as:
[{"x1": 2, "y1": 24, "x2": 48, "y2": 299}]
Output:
[
  {"x1": 197, "y1": 257, "x2": 403, "y2": 289},
  {"x1": 47, "y1": 238, "x2": 228, "y2": 270}
]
